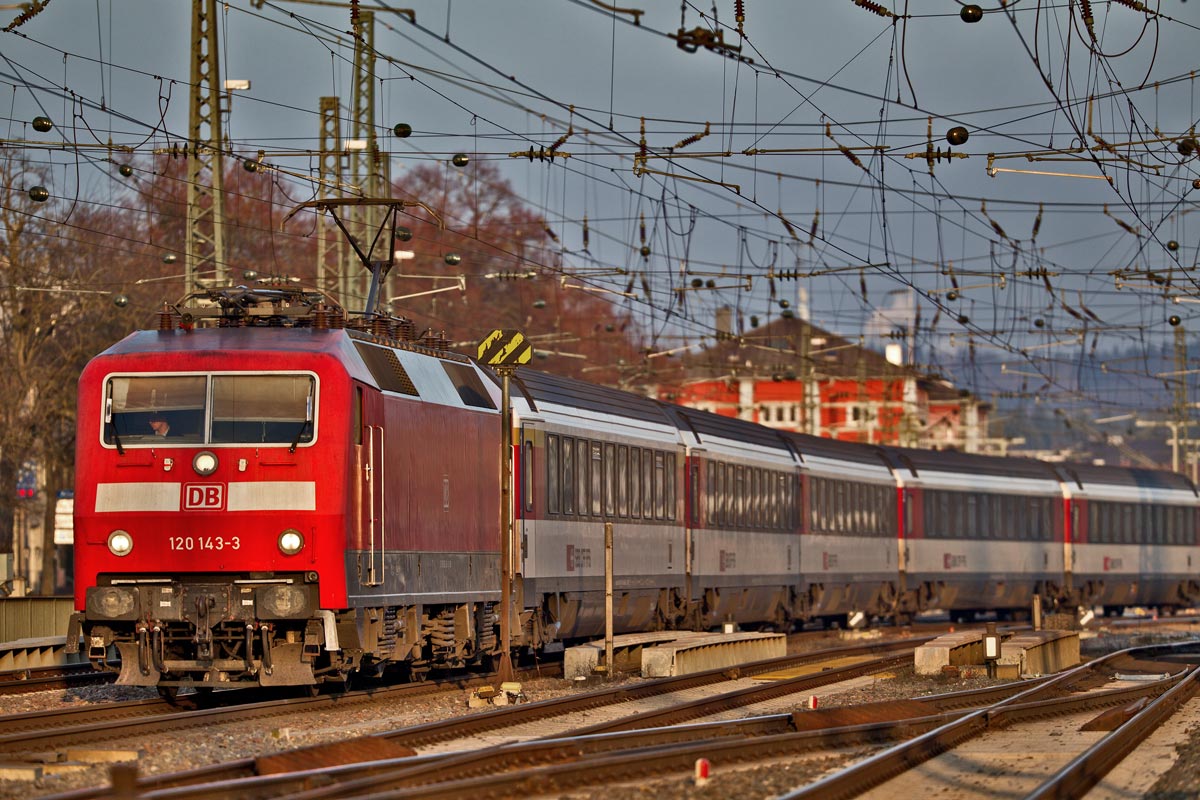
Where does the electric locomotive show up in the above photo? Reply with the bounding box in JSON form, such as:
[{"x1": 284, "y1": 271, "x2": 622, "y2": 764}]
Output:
[{"x1": 70, "y1": 287, "x2": 506, "y2": 692}]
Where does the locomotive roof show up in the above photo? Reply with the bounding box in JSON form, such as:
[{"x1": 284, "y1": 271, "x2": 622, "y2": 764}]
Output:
[
  {"x1": 511, "y1": 369, "x2": 677, "y2": 427},
  {"x1": 98, "y1": 327, "x2": 350, "y2": 356}
]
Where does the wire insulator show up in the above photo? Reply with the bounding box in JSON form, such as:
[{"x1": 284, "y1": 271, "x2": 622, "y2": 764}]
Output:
[
  {"x1": 640, "y1": 213, "x2": 647, "y2": 246},
  {"x1": 157, "y1": 304, "x2": 174, "y2": 332},
  {"x1": 672, "y1": 121, "x2": 711, "y2": 151},
  {"x1": 1078, "y1": 0, "x2": 1096, "y2": 38},
  {"x1": 582, "y1": 215, "x2": 590, "y2": 250},
  {"x1": 550, "y1": 124, "x2": 573, "y2": 153},
  {"x1": 735, "y1": 0, "x2": 745, "y2": 34},
  {"x1": 780, "y1": 210, "x2": 798, "y2": 241},
  {"x1": 981, "y1": 200, "x2": 1008, "y2": 240},
  {"x1": 1111, "y1": 0, "x2": 1148, "y2": 10},
  {"x1": 3, "y1": 0, "x2": 50, "y2": 32},
  {"x1": 852, "y1": 0, "x2": 895, "y2": 19}
]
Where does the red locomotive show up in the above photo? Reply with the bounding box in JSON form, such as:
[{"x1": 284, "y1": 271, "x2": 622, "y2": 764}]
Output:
[{"x1": 71, "y1": 286, "x2": 504, "y2": 693}]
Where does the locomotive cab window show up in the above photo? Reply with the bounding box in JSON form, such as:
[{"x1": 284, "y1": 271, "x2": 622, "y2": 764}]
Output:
[
  {"x1": 211, "y1": 375, "x2": 315, "y2": 445},
  {"x1": 105, "y1": 375, "x2": 206, "y2": 443},
  {"x1": 104, "y1": 373, "x2": 316, "y2": 447}
]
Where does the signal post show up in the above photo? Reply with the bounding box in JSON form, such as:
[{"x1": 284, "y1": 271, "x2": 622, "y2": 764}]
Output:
[{"x1": 478, "y1": 330, "x2": 533, "y2": 682}]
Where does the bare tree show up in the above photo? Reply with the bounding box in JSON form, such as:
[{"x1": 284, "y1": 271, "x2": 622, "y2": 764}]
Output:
[{"x1": 0, "y1": 155, "x2": 148, "y2": 593}]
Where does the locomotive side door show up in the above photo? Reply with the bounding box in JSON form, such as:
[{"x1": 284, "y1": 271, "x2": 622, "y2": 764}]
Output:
[{"x1": 357, "y1": 384, "x2": 386, "y2": 587}]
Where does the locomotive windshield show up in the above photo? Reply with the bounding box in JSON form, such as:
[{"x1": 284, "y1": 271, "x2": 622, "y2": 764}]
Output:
[{"x1": 104, "y1": 373, "x2": 315, "y2": 447}]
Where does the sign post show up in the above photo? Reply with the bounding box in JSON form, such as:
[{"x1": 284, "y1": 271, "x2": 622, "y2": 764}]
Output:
[{"x1": 478, "y1": 329, "x2": 532, "y2": 682}]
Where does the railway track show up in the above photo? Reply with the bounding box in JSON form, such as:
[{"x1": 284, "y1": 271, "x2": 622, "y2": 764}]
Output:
[
  {"x1": 0, "y1": 664, "x2": 113, "y2": 696},
  {"x1": 0, "y1": 665, "x2": 557, "y2": 757},
  {"x1": 33, "y1": 636, "x2": 931, "y2": 799},
  {"x1": 781, "y1": 640, "x2": 1200, "y2": 800},
  {"x1": 37, "y1": 638, "x2": 1200, "y2": 800}
]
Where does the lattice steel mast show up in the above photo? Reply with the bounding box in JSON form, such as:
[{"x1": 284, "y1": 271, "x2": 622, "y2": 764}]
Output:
[{"x1": 186, "y1": 0, "x2": 226, "y2": 289}]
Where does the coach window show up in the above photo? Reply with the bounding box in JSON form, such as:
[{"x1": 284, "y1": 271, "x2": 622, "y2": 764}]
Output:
[
  {"x1": 705, "y1": 461, "x2": 715, "y2": 526},
  {"x1": 750, "y1": 469, "x2": 760, "y2": 528},
  {"x1": 523, "y1": 440, "x2": 534, "y2": 513},
  {"x1": 547, "y1": 435, "x2": 561, "y2": 515},
  {"x1": 587, "y1": 441, "x2": 601, "y2": 517},
  {"x1": 211, "y1": 375, "x2": 315, "y2": 445},
  {"x1": 667, "y1": 453, "x2": 676, "y2": 522},
  {"x1": 654, "y1": 451, "x2": 666, "y2": 519},
  {"x1": 562, "y1": 436, "x2": 576, "y2": 515},
  {"x1": 603, "y1": 443, "x2": 616, "y2": 517},
  {"x1": 643, "y1": 449, "x2": 655, "y2": 519},
  {"x1": 632, "y1": 449, "x2": 643, "y2": 519},
  {"x1": 105, "y1": 375, "x2": 207, "y2": 444},
  {"x1": 617, "y1": 446, "x2": 629, "y2": 518}
]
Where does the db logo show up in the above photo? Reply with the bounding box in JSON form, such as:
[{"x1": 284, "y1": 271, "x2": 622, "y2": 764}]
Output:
[{"x1": 183, "y1": 483, "x2": 225, "y2": 510}]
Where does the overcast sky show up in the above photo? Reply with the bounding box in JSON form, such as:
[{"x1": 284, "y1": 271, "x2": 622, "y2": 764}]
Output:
[{"x1": 4, "y1": 1, "x2": 1200, "y2": 410}]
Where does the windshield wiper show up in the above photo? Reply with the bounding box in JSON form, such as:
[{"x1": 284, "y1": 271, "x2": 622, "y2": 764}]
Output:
[
  {"x1": 289, "y1": 419, "x2": 311, "y2": 454},
  {"x1": 107, "y1": 420, "x2": 125, "y2": 455}
]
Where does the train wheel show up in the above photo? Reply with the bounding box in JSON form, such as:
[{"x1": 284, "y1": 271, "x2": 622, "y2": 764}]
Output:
[{"x1": 157, "y1": 686, "x2": 179, "y2": 703}]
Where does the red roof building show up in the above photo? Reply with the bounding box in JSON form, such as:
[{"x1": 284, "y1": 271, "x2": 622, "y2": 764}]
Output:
[{"x1": 644, "y1": 314, "x2": 996, "y2": 453}]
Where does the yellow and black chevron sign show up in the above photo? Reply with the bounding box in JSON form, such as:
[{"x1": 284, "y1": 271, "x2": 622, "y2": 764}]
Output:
[{"x1": 477, "y1": 329, "x2": 532, "y2": 366}]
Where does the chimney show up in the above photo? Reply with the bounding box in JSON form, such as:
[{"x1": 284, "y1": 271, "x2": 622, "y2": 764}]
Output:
[{"x1": 716, "y1": 306, "x2": 733, "y2": 337}]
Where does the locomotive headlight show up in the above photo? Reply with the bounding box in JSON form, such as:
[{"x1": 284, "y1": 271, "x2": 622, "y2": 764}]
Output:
[
  {"x1": 278, "y1": 529, "x2": 304, "y2": 555},
  {"x1": 107, "y1": 529, "x2": 134, "y2": 557},
  {"x1": 192, "y1": 451, "x2": 218, "y2": 476}
]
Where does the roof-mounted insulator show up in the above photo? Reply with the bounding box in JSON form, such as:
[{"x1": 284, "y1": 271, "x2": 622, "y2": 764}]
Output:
[
  {"x1": 158, "y1": 303, "x2": 175, "y2": 332},
  {"x1": 313, "y1": 304, "x2": 330, "y2": 330}
]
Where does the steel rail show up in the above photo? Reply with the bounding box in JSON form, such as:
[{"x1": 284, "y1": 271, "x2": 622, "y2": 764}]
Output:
[
  {"x1": 275, "y1": 682, "x2": 1179, "y2": 800},
  {"x1": 776, "y1": 640, "x2": 1200, "y2": 800},
  {"x1": 37, "y1": 676, "x2": 1043, "y2": 800},
  {"x1": 0, "y1": 668, "x2": 538, "y2": 755},
  {"x1": 375, "y1": 636, "x2": 934, "y2": 748},
  {"x1": 1026, "y1": 663, "x2": 1200, "y2": 800}
]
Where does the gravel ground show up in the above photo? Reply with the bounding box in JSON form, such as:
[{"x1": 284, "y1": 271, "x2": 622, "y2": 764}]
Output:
[{"x1": 2, "y1": 626, "x2": 1197, "y2": 800}]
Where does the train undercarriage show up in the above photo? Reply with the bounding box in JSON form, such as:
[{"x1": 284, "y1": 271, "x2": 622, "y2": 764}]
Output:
[{"x1": 70, "y1": 572, "x2": 1200, "y2": 697}]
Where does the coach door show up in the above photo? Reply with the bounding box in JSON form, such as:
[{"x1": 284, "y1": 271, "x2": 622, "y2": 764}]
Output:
[{"x1": 359, "y1": 386, "x2": 386, "y2": 587}]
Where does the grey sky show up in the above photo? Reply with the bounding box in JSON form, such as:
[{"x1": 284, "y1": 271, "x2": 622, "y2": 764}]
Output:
[{"x1": 3, "y1": 1, "x2": 1200, "y2": 412}]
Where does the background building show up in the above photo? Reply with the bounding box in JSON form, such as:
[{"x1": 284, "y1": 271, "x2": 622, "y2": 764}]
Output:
[{"x1": 645, "y1": 311, "x2": 1003, "y2": 454}]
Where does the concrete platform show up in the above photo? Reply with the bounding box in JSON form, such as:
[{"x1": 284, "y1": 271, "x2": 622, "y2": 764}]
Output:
[
  {"x1": 0, "y1": 635, "x2": 87, "y2": 672},
  {"x1": 915, "y1": 629, "x2": 1081, "y2": 678},
  {"x1": 640, "y1": 631, "x2": 787, "y2": 678},
  {"x1": 996, "y1": 630, "x2": 1080, "y2": 678},
  {"x1": 564, "y1": 631, "x2": 700, "y2": 679},
  {"x1": 914, "y1": 630, "x2": 997, "y2": 676},
  {"x1": 565, "y1": 630, "x2": 788, "y2": 679}
]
